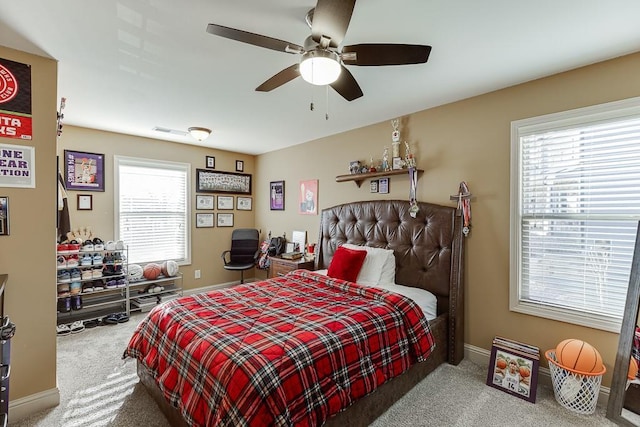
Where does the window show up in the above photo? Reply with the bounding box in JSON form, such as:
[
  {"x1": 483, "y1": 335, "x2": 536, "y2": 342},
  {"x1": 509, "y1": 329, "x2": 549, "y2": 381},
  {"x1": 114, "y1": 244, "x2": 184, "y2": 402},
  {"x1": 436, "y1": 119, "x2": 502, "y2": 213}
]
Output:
[
  {"x1": 115, "y1": 156, "x2": 190, "y2": 265},
  {"x1": 510, "y1": 97, "x2": 640, "y2": 332}
]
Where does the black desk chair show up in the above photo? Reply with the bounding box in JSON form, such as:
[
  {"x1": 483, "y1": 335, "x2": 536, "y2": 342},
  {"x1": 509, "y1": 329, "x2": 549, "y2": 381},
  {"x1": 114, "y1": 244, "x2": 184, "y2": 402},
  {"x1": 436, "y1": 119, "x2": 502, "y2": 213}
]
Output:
[{"x1": 221, "y1": 228, "x2": 260, "y2": 284}]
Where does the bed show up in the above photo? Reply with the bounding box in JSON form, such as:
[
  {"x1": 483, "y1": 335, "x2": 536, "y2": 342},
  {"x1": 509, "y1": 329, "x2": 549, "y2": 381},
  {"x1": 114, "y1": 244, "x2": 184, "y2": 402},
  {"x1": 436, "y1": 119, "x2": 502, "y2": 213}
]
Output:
[{"x1": 125, "y1": 199, "x2": 465, "y2": 426}]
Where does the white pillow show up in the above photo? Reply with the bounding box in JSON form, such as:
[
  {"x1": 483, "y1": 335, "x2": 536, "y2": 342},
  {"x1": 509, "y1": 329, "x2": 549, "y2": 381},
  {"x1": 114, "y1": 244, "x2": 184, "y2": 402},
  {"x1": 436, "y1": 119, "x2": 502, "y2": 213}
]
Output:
[
  {"x1": 378, "y1": 283, "x2": 438, "y2": 320},
  {"x1": 342, "y1": 244, "x2": 396, "y2": 287}
]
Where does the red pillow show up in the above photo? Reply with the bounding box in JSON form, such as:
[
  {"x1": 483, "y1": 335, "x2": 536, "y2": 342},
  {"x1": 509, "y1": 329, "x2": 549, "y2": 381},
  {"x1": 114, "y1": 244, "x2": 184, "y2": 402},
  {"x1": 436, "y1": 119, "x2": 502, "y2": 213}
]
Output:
[{"x1": 327, "y1": 246, "x2": 367, "y2": 282}]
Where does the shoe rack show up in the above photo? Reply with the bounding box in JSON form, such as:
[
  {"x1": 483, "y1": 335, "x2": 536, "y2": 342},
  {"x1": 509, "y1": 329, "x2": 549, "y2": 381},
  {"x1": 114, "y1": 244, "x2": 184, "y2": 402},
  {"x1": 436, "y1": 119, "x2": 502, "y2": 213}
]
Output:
[{"x1": 56, "y1": 241, "x2": 129, "y2": 325}]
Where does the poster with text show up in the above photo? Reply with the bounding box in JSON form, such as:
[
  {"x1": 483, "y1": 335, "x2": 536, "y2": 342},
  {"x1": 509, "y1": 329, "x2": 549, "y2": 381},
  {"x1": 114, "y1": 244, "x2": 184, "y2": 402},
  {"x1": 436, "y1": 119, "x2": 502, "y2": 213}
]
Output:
[
  {"x1": 0, "y1": 143, "x2": 35, "y2": 188},
  {"x1": 0, "y1": 58, "x2": 32, "y2": 140}
]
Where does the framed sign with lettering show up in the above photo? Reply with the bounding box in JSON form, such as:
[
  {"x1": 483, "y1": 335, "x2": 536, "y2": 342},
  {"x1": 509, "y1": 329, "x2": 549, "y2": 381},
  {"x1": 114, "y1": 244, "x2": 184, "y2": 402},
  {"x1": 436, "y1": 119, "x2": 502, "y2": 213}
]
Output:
[{"x1": 0, "y1": 143, "x2": 35, "y2": 188}]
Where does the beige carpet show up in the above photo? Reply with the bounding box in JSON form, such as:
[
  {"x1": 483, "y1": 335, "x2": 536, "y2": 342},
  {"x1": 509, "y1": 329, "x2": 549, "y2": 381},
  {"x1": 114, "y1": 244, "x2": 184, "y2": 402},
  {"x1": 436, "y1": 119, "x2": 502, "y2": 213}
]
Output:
[{"x1": 10, "y1": 312, "x2": 618, "y2": 426}]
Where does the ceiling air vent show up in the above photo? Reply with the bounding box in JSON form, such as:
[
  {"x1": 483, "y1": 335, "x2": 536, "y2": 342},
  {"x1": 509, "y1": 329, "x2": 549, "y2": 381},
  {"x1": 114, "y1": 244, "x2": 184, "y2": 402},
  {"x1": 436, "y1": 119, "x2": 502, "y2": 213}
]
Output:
[{"x1": 152, "y1": 126, "x2": 188, "y2": 136}]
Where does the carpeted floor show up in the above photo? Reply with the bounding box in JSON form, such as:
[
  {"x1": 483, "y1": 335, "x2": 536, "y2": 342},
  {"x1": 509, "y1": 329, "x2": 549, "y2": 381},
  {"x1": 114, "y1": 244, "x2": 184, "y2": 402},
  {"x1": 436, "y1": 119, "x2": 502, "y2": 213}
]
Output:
[{"x1": 10, "y1": 312, "x2": 620, "y2": 426}]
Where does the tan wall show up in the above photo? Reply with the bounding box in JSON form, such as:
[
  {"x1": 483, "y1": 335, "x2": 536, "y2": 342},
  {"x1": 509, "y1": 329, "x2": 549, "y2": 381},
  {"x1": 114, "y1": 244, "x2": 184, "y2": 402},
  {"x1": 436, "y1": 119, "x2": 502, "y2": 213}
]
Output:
[
  {"x1": 256, "y1": 52, "x2": 640, "y2": 385},
  {"x1": 57, "y1": 126, "x2": 256, "y2": 289},
  {"x1": 5, "y1": 44, "x2": 639, "y2": 409},
  {"x1": 0, "y1": 46, "x2": 58, "y2": 400}
]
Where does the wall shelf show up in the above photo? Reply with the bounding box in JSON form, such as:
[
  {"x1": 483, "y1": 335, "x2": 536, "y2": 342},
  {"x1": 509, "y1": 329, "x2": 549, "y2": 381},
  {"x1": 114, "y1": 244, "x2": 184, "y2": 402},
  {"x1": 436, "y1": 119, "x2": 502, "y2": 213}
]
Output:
[{"x1": 335, "y1": 168, "x2": 423, "y2": 187}]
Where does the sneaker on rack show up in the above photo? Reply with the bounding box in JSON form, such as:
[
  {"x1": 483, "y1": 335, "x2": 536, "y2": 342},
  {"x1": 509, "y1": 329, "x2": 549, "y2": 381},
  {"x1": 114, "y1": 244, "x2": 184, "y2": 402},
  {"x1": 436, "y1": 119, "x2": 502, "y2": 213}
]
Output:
[
  {"x1": 81, "y1": 270, "x2": 93, "y2": 280},
  {"x1": 81, "y1": 240, "x2": 94, "y2": 252},
  {"x1": 66, "y1": 254, "x2": 79, "y2": 268},
  {"x1": 92, "y1": 268, "x2": 103, "y2": 279},
  {"x1": 70, "y1": 281, "x2": 82, "y2": 295},
  {"x1": 92, "y1": 253, "x2": 103, "y2": 266},
  {"x1": 67, "y1": 240, "x2": 81, "y2": 253},
  {"x1": 93, "y1": 238, "x2": 105, "y2": 251},
  {"x1": 80, "y1": 253, "x2": 93, "y2": 266},
  {"x1": 57, "y1": 255, "x2": 67, "y2": 269},
  {"x1": 57, "y1": 283, "x2": 70, "y2": 297},
  {"x1": 57, "y1": 297, "x2": 71, "y2": 313},
  {"x1": 115, "y1": 240, "x2": 125, "y2": 250},
  {"x1": 57, "y1": 271, "x2": 71, "y2": 283},
  {"x1": 81, "y1": 282, "x2": 94, "y2": 293},
  {"x1": 105, "y1": 279, "x2": 118, "y2": 288},
  {"x1": 116, "y1": 278, "x2": 127, "y2": 288},
  {"x1": 105, "y1": 240, "x2": 117, "y2": 251},
  {"x1": 71, "y1": 295, "x2": 83, "y2": 310},
  {"x1": 93, "y1": 280, "x2": 105, "y2": 291},
  {"x1": 57, "y1": 243, "x2": 70, "y2": 254},
  {"x1": 70, "y1": 268, "x2": 81, "y2": 281}
]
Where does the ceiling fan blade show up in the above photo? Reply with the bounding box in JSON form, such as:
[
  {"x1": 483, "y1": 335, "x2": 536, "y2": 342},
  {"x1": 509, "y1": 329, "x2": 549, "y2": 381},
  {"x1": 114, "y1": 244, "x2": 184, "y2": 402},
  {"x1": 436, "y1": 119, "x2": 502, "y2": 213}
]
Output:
[
  {"x1": 206, "y1": 24, "x2": 304, "y2": 54},
  {"x1": 255, "y1": 64, "x2": 300, "y2": 92},
  {"x1": 341, "y1": 44, "x2": 432, "y2": 66},
  {"x1": 311, "y1": 0, "x2": 356, "y2": 48},
  {"x1": 330, "y1": 65, "x2": 363, "y2": 101}
]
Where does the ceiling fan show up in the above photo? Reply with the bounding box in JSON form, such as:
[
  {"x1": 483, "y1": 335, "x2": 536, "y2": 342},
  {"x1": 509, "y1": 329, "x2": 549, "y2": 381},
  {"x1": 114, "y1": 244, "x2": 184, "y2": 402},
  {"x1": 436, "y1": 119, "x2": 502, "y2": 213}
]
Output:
[{"x1": 206, "y1": 0, "x2": 431, "y2": 101}]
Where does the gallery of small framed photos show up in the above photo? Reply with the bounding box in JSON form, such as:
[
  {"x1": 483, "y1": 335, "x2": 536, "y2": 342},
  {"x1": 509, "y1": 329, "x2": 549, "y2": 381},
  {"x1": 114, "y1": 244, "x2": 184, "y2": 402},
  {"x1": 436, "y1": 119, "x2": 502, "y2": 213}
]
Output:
[{"x1": 194, "y1": 194, "x2": 252, "y2": 228}]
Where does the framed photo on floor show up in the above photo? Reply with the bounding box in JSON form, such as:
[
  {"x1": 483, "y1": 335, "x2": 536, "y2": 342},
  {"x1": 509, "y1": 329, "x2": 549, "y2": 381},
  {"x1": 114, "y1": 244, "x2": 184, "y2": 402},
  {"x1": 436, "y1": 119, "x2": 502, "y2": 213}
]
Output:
[{"x1": 486, "y1": 337, "x2": 539, "y2": 403}]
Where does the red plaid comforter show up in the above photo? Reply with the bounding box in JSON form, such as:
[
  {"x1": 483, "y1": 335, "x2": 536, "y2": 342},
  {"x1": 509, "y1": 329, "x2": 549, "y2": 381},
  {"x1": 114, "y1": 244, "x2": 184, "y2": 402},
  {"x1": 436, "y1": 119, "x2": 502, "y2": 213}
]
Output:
[{"x1": 123, "y1": 269, "x2": 435, "y2": 427}]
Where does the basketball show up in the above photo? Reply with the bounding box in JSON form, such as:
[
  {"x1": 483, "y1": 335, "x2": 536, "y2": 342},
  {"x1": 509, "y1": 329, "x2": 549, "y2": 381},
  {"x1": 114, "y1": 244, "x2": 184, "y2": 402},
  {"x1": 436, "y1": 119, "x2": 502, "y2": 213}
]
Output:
[
  {"x1": 555, "y1": 339, "x2": 603, "y2": 373},
  {"x1": 127, "y1": 264, "x2": 143, "y2": 281},
  {"x1": 143, "y1": 263, "x2": 162, "y2": 280},
  {"x1": 161, "y1": 260, "x2": 179, "y2": 277},
  {"x1": 628, "y1": 358, "x2": 639, "y2": 380}
]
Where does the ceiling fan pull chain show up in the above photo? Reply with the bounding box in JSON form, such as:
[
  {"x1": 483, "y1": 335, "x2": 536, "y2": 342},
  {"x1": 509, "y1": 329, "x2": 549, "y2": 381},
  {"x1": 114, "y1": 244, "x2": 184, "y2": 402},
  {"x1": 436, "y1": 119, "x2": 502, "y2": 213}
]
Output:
[{"x1": 325, "y1": 85, "x2": 329, "y2": 120}]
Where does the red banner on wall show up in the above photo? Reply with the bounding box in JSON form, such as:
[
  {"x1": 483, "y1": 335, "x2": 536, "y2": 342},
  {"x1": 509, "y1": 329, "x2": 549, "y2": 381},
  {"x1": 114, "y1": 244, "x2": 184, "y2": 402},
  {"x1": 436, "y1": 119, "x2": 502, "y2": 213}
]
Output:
[{"x1": 0, "y1": 58, "x2": 32, "y2": 140}]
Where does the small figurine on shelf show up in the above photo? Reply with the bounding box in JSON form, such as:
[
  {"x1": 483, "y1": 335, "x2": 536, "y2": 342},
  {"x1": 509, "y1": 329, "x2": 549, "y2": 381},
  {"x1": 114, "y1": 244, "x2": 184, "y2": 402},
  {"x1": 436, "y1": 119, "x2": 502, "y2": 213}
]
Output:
[
  {"x1": 404, "y1": 141, "x2": 416, "y2": 169},
  {"x1": 382, "y1": 147, "x2": 390, "y2": 171},
  {"x1": 369, "y1": 156, "x2": 377, "y2": 172}
]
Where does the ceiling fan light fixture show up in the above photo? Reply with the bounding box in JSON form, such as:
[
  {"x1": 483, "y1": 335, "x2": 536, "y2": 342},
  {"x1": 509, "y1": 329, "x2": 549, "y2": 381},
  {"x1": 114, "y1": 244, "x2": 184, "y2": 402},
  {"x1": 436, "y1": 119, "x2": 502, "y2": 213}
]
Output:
[
  {"x1": 188, "y1": 127, "x2": 211, "y2": 141},
  {"x1": 299, "y1": 49, "x2": 341, "y2": 86}
]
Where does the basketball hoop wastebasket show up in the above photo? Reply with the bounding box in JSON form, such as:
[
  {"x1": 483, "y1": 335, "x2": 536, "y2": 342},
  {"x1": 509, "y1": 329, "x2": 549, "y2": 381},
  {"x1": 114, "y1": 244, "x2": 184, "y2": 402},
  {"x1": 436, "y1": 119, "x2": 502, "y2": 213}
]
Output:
[{"x1": 545, "y1": 350, "x2": 606, "y2": 415}]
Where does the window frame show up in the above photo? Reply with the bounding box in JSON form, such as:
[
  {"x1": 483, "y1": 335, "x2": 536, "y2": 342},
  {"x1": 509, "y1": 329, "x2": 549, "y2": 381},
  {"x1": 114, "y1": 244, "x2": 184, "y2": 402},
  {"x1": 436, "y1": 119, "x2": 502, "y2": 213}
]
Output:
[
  {"x1": 510, "y1": 96, "x2": 640, "y2": 333},
  {"x1": 114, "y1": 155, "x2": 191, "y2": 265}
]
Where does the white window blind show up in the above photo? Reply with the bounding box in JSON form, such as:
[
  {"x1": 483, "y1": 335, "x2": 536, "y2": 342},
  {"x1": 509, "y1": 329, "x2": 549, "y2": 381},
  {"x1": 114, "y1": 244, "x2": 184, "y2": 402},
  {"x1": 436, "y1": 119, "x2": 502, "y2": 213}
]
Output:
[
  {"x1": 115, "y1": 156, "x2": 190, "y2": 265},
  {"x1": 511, "y1": 98, "x2": 640, "y2": 332}
]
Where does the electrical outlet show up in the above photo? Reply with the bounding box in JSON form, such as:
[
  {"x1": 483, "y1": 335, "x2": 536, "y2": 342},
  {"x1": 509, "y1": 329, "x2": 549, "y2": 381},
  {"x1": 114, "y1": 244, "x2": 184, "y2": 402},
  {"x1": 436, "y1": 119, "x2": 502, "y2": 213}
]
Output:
[{"x1": 195, "y1": 269, "x2": 201, "y2": 279}]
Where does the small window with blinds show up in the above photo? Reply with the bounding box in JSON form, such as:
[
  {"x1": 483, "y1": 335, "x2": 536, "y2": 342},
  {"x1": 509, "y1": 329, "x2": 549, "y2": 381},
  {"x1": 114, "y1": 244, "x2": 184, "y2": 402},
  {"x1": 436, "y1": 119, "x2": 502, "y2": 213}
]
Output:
[
  {"x1": 115, "y1": 156, "x2": 190, "y2": 265},
  {"x1": 510, "y1": 97, "x2": 640, "y2": 332}
]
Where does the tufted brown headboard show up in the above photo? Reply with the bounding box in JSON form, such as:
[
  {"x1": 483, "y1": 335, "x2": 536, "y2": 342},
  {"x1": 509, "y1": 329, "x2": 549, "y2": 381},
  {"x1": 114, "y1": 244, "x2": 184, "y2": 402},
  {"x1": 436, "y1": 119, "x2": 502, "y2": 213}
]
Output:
[{"x1": 315, "y1": 199, "x2": 465, "y2": 364}]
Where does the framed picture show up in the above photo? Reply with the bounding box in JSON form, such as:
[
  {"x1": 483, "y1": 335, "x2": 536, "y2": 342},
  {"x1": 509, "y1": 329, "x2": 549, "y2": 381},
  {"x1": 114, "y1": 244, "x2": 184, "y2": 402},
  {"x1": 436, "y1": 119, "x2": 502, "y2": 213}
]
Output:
[
  {"x1": 64, "y1": 150, "x2": 105, "y2": 191},
  {"x1": 206, "y1": 156, "x2": 215, "y2": 169},
  {"x1": 196, "y1": 213, "x2": 214, "y2": 228},
  {"x1": 349, "y1": 160, "x2": 361, "y2": 174},
  {"x1": 378, "y1": 177, "x2": 389, "y2": 194},
  {"x1": 237, "y1": 196, "x2": 252, "y2": 210},
  {"x1": 196, "y1": 195, "x2": 214, "y2": 210},
  {"x1": 0, "y1": 144, "x2": 35, "y2": 188},
  {"x1": 217, "y1": 195, "x2": 234, "y2": 210},
  {"x1": 392, "y1": 157, "x2": 403, "y2": 170},
  {"x1": 270, "y1": 180, "x2": 285, "y2": 211},
  {"x1": 370, "y1": 180, "x2": 379, "y2": 193},
  {"x1": 236, "y1": 160, "x2": 244, "y2": 172},
  {"x1": 217, "y1": 213, "x2": 234, "y2": 227},
  {"x1": 77, "y1": 194, "x2": 92, "y2": 210},
  {"x1": 196, "y1": 169, "x2": 252, "y2": 195},
  {"x1": 298, "y1": 179, "x2": 318, "y2": 215},
  {"x1": 0, "y1": 197, "x2": 8, "y2": 236},
  {"x1": 486, "y1": 338, "x2": 539, "y2": 403}
]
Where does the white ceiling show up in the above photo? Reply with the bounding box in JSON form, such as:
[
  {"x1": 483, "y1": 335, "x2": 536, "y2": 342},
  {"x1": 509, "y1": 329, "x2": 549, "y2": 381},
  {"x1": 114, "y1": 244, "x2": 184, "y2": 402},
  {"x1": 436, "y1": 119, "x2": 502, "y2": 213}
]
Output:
[{"x1": 1, "y1": 1, "x2": 639, "y2": 155}]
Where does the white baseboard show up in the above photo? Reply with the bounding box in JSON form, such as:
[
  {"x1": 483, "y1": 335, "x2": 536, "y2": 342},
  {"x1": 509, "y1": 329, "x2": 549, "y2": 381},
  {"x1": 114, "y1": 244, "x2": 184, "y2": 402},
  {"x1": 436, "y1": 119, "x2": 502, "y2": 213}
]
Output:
[
  {"x1": 464, "y1": 343, "x2": 610, "y2": 406},
  {"x1": 9, "y1": 387, "x2": 60, "y2": 422}
]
